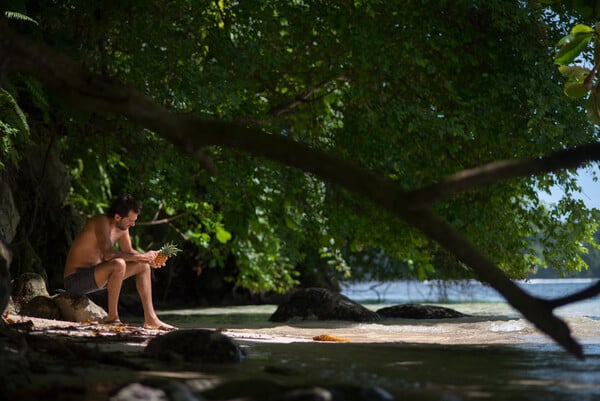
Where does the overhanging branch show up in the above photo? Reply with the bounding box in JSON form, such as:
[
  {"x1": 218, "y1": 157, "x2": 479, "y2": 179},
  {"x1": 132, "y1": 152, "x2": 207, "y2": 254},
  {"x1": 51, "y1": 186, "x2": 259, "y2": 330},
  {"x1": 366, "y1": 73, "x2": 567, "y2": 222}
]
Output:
[
  {"x1": 545, "y1": 280, "x2": 600, "y2": 309},
  {"x1": 410, "y1": 145, "x2": 600, "y2": 205}
]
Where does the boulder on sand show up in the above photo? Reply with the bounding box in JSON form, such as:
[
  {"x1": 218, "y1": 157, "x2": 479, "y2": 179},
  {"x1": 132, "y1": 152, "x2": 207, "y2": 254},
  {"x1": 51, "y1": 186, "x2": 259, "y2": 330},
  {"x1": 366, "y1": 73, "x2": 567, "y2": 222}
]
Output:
[
  {"x1": 53, "y1": 292, "x2": 108, "y2": 322},
  {"x1": 20, "y1": 295, "x2": 62, "y2": 320},
  {"x1": 11, "y1": 272, "x2": 49, "y2": 312},
  {"x1": 269, "y1": 287, "x2": 380, "y2": 322},
  {"x1": 377, "y1": 303, "x2": 465, "y2": 319}
]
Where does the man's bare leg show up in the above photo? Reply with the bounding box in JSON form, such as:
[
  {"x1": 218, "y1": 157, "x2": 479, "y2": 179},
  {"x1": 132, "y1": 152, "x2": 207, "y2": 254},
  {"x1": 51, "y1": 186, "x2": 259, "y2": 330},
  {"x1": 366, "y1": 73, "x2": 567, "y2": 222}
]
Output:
[
  {"x1": 94, "y1": 258, "x2": 126, "y2": 323},
  {"x1": 125, "y1": 262, "x2": 175, "y2": 330}
]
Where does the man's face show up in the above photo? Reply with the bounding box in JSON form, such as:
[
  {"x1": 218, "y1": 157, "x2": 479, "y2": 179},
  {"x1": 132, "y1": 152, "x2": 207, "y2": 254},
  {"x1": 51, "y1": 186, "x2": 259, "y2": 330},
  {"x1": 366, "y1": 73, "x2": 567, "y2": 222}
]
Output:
[{"x1": 115, "y1": 211, "x2": 138, "y2": 231}]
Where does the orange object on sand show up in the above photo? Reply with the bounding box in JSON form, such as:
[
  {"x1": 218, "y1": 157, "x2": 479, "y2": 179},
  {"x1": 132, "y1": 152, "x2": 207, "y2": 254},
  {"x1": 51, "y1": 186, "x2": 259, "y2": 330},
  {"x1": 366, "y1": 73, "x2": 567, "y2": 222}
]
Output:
[{"x1": 312, "y1": 334, "x2": 351, "y2": 342}]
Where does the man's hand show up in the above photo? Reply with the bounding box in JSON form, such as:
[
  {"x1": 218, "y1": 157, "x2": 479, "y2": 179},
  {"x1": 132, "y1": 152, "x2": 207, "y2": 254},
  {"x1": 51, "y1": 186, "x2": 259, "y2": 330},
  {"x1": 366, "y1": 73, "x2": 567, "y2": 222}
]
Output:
[{"x1": 145, "y1": 250, "x2": 165, "y2": 268}]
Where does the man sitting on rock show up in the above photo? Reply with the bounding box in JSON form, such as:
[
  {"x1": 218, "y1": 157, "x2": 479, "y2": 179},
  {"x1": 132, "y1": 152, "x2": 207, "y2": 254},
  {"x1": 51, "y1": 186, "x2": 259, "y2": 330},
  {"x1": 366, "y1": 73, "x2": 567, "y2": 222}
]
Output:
[{"x1": 64, "y1": 194, "x2": 174, "y2": 330}]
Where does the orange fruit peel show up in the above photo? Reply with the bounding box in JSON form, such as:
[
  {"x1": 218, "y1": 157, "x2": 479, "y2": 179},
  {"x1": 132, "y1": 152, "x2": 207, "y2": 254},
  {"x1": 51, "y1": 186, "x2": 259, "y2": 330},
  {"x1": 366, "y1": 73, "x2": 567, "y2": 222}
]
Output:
[{"x1": 312, "y1": 334, "x2": 351, "y2": 342}]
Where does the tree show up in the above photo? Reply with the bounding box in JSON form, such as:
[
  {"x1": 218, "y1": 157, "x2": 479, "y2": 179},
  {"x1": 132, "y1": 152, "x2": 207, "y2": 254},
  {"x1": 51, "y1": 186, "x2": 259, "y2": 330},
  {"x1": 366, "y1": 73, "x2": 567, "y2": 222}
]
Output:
[{"x1": 3, "y1": 1, "x2": 600, "y2": 356}]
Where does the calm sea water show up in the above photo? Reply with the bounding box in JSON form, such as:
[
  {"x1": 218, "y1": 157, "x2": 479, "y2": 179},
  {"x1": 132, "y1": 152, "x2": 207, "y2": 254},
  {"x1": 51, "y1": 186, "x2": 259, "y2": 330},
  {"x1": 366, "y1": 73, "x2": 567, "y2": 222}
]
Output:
[
  {"x1": 340, "y1": 278, "x2": 600, "y2": 318},
  {"x1": 158, "y1": 279, "x2": 600, "y2": 401}
]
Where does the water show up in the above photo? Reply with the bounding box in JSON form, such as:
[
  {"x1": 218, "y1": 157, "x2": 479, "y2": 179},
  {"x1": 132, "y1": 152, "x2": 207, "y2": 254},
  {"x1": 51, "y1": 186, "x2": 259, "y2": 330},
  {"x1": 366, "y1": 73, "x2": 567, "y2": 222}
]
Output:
[
  {"x1": 341, "y1": 278, "x2": 599, "y2": 305},
  {"x1": 157, "y1": 279, "x2": 600, "y2": 400},
  {"x1": 341, "y1": 278, "x2": 600, "y2": 319}
]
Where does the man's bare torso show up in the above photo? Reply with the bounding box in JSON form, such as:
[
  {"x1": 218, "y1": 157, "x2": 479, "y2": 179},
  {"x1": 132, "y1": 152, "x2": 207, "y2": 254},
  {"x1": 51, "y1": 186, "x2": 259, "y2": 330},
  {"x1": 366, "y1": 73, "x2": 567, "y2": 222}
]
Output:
[{"x1": 64, "y1": 215, "x2": 127, "y2": 277}]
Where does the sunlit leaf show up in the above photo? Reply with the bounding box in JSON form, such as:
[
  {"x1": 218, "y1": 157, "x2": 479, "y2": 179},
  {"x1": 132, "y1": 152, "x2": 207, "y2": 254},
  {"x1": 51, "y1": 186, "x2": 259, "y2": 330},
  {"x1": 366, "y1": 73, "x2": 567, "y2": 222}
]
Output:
[
  {"x1": 558, "y1": 65, "x2": 590, "y2": 81},
  {"x1": 215, "y1": 225, "x2": 232, "y2": 244},
  {"x1": 555, "y1": 25, "x2": 593, "y2": 65}
]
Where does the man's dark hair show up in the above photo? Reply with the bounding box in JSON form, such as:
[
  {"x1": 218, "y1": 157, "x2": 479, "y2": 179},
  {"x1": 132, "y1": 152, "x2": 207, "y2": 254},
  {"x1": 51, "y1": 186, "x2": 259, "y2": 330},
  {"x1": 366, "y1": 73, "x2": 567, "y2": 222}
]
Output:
[{"x1": 106, "y1": 194, "x2": 142, "y2": 218}]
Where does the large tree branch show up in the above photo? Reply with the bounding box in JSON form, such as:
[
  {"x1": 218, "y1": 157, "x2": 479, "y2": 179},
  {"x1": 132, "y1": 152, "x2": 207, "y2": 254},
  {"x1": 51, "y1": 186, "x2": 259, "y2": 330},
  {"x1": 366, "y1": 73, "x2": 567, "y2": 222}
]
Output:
[
  {"x1": 410, "y1": 145, "x2": 600, "y2": 205},
  {"x1": 0, "y1": 21, "x2": 586, "y2": 357},
  {"x1": 404, "y1": 210, "x2": 581, "y2": 357},
  {"x1": 545, "y1": 280, "x2": 600, "y2": 309}
]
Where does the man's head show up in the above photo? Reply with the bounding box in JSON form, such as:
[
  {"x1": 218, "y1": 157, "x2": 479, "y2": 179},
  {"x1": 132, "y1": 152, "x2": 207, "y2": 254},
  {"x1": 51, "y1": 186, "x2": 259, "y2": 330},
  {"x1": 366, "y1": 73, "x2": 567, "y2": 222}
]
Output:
[
  {"x1": 107, "y1": 194, "x2": 142, "y2": 219},
  {"x1": 107, "y1": 194, "x2": 142, "y2": 230}
]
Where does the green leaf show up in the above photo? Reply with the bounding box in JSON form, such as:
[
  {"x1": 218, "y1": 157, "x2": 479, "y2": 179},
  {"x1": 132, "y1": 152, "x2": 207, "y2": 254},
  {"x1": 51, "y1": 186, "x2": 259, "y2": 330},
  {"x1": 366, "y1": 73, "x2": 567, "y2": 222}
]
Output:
[
  {"x1": 564, "y1": 82, "x2": 588, "y2": 98},
  {"x1": 215, "y1": 225, "x2": 232, "y2": 244},
  {"x1": 555, "y1": 25, "x2": 593, "y2": 65},
  {"x1": 558, "y1": 65, "x2": 590, "y2": 81},
  {"x1": 4, "y1": 11, "x2": 38, "y2": 25}
]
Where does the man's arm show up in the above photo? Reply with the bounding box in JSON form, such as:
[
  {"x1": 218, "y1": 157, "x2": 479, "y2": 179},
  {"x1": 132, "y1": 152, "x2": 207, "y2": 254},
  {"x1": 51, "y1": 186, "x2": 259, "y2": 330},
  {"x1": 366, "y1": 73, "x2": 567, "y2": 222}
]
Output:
[{"x1": 94, "y1": 217, "x2": 158, "y2": 265}]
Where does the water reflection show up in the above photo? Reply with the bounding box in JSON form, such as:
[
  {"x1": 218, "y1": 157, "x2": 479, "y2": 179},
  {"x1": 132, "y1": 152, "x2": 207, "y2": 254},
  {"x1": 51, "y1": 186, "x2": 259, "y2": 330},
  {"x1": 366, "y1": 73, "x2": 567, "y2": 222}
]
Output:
[
  {"x1": 218, "y1": 342, "x2": 600, "y2": 401},
  {"x1": 153, "y1": 280, "x2": 600, "y2": 400}
]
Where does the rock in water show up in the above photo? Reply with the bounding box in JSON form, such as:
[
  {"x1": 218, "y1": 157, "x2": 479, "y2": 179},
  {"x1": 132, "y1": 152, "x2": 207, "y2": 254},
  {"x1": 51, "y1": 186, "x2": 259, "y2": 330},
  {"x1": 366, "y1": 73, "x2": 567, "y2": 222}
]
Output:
[
  {"x1": 145, "y1": 329, "x2": 246, "y2": 363},
  {"x1": 376, "y1": 303, "x2": 465, "y2": 319},
  {"x1": 269, "y1": 287, "x2": 380, "y2": 322}
]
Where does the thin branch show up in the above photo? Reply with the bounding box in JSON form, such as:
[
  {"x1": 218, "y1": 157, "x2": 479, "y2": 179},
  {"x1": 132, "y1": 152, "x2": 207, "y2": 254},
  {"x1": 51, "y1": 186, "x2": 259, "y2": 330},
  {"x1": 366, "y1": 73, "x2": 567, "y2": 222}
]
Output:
[
  {"x1": 268, "y1": 78, "x2": 341, "y2": 117},
  {"x1": 152, "y1": 202, "x2": 163, "y2": 221},
  {"x1": 136, "y1": 212, "x2": 188, "y2": 226},
  {"x1": 168, "y1": 221, "x2": 190, "y2": 242}
]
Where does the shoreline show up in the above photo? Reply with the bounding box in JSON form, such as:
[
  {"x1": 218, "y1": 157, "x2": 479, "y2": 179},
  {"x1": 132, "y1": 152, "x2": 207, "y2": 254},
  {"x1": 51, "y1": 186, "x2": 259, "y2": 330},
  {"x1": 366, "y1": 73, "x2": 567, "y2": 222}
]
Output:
[
  {"x1": 8, "y1": 301, "x2": 599, "y2": 347},
  {"x1": 3, "y1": 311, "x2": 599, "y2": 401}
]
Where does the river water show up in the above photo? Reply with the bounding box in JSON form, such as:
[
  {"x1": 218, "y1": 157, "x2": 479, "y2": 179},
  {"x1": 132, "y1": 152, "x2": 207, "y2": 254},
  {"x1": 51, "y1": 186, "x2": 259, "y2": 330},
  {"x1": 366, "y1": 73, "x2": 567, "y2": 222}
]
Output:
[{"x1": 157, "y1": 279, "x2": 600, "y2": 401}]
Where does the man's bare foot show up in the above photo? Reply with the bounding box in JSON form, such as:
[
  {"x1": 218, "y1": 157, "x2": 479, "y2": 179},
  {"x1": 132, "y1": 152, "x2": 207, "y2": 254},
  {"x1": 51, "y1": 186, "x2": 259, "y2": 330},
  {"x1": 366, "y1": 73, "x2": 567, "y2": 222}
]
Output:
[
  {"x1": 143, "y1": 319, "x2": 176, "y2": 331},
  {"x1": 100, "y1": 317, "x2": 123, "y2": 325}
]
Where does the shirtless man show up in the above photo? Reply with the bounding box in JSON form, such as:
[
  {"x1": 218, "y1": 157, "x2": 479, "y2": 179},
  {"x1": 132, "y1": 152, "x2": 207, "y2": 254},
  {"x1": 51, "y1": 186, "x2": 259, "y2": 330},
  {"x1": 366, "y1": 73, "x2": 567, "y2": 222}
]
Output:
[{"x1": 64, "y1": 194, "x2": 174, "y2": 330}]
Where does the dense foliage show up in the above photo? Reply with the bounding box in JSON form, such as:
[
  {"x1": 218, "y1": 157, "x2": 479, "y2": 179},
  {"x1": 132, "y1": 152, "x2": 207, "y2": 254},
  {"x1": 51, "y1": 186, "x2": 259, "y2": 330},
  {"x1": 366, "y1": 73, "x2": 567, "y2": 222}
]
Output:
[{"x1": 2, "y1": 1, "x2": 600, "y2": 294}]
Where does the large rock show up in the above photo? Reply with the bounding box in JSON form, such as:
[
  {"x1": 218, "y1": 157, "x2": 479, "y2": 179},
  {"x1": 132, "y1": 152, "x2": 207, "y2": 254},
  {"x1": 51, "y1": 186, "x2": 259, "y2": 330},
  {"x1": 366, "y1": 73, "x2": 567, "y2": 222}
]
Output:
[
  {"x1": 376, "y1": 303, "x2": 465, "y2": 319},
  {"x1": 0, "y1": 177, "x2": 20, "y2": 244},
  {"x1": 145, "y1": 329, "x2": 246, "y2": 363},
  {"x1": 26, "y1": 139, "x2": 70, "y2": 214},
  {"x1": 20, "y1": 295, "x2": 62, "y2": 320},
  {"x1": 269, "y1": 287, "x2": 380, "y2": 322},
  {"x1": 9, "y1": 273, "x2": 107, "y2": 322},
  {"x1": 0, "y1": 241, "x2": 11, "y2": 315},
  {"x1": 53, "y1": 292, "x2": 107, "y2": 322},
  {"x1": 11, "y1": 272, "x2": 50, "y2": 312}
]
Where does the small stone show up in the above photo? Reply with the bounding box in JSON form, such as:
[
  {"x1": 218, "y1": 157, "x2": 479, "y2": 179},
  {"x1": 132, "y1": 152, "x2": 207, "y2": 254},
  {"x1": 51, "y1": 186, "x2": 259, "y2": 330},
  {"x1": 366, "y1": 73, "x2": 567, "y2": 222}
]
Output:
[{"x1": 110, "y1": 379, "x2": 203, "y2": 401}]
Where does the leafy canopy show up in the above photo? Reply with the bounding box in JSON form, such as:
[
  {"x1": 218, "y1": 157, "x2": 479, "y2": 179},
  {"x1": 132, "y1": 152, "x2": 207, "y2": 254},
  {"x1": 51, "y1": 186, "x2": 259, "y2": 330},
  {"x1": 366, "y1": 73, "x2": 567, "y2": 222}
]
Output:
[{"x1": 2, "y1": 0, "x2": 599, "y2": 292}]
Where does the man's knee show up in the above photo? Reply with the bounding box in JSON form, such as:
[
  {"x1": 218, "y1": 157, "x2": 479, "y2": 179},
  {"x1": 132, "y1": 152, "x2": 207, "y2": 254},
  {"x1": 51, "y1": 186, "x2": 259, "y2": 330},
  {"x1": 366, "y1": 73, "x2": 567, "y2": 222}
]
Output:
[
  {"x1": 108, "y1": 258, "x2": 127, "y2": 275},
  {"x1": 126, "y1": 261, "x2": 151, "y2": 278},
  {"x1": 139, "y1": 262, "x2": 151, "y2": 274}
]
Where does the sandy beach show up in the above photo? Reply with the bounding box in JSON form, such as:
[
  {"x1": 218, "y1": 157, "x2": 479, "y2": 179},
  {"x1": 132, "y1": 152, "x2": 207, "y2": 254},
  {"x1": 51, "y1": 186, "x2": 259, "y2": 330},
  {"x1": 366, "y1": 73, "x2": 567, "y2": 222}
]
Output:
[{"x1": 3, "y1": 306, "x2": 600, "y2": 401}]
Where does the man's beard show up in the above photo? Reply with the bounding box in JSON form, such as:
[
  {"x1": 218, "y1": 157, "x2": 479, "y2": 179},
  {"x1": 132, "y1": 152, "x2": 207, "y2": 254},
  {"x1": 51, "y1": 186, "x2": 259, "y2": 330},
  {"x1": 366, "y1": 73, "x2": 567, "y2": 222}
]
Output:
[{"x1": 116, "y1": 221, "x2": 128, "y2": 231}]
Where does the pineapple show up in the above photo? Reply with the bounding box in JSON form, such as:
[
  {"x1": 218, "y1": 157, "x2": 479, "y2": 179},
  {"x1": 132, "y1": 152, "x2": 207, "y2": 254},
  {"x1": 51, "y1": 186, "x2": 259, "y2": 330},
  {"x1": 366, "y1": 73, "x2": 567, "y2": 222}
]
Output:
[{"x1": 154, "y1": 242, "x2": 182, "y2": 265}]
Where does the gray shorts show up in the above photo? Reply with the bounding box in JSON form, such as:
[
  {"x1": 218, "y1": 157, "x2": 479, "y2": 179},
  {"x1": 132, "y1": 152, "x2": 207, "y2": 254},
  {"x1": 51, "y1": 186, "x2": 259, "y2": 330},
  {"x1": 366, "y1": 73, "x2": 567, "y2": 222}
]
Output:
[{"x1": 64, "y1": 266, "x2": 102, "y2": 295}]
